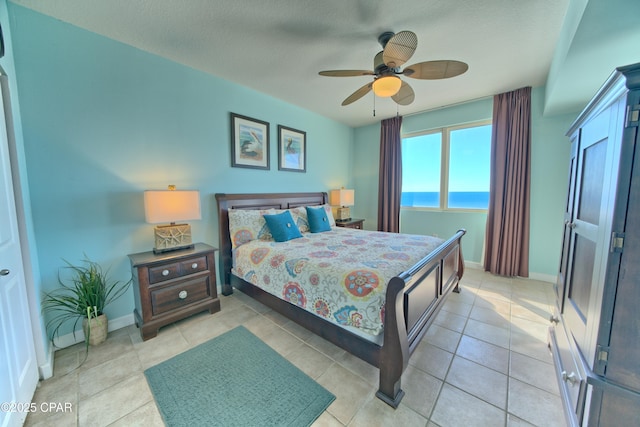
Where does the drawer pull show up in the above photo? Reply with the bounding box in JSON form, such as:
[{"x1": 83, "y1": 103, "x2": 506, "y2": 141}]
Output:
[
  {"x1": 562, "y1": 370, "x2": 578, "y2": 385},
  {"x1": 178, "y1": 290, "x2": 188, "y2": 300},
  {"x1": 549, "y1": 315, "x2": 560, "y2": 324},
  {"x1": 191, "y1": 263, "x2": 198, "y2": 269},
  {"x1": 162, "y1": 269, "x2": 170, "y2": 276}
]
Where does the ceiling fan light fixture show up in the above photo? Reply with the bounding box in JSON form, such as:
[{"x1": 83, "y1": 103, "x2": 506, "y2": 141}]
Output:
[
  {"x1": 318, "y1": 30, "x2": 467, "y2": 107},
  {"x1": 372, "y1": 76, "x2": 402, "y2": 97}
]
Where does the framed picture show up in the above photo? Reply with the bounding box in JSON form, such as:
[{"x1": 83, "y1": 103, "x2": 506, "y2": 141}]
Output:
[
  {"x1": 277, "y1": 125, "x2": 306, "y2": 172},
  {"x1": 230, "y1": 113, "x2": 270, "y2": 170}
]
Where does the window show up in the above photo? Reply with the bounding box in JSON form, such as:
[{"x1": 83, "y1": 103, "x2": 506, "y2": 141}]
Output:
[{"x1": 401, "y1": 121, "x2": 491, "y2": 210}]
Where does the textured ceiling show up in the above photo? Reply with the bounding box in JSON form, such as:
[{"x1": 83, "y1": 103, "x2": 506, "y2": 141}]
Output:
[{"x1": 10, "y1": 0, "x2": 637, "y2": 127}]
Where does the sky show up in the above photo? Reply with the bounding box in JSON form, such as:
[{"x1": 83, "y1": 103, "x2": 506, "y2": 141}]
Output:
[{"x1": 402, "y1": 124, "x2": 491, "y2": 193}]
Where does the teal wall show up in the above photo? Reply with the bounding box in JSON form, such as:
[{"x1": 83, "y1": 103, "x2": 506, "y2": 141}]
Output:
[
  {"x1": 529, "y1": 91, "x2": 576, "y2": 276},
  {"x1": 353, "y1": 89, "x2": 576, "y2": 278},
  {"x1": 8, "y1": 5, "x2": 353, "y2": 338}
]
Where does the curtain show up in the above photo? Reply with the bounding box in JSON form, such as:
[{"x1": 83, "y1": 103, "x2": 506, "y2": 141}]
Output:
[
  {"x1": 484, "y1": 87, "x2": 531, "y2": 277},
  {"x1": 378, "y1": 116, "x2": 403, "y2": 232}
]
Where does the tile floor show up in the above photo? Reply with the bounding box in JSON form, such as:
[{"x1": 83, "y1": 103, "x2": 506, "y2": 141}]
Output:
[{"x1": 26, "y1": 267, "x2": 567, "y2": 427}]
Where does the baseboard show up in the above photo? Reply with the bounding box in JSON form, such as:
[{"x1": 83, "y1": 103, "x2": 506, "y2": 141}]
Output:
[
  {"x1": 38, "y1": 344, "x2": 55, "y2": 380},
  {"x1": 464, "y1": 260, "x2": 556, "y2": 284},
  {"x1": 528, "y1": 271, "x2": 557, "y2": 284},
  {"x1": 51, "y1": 313, "x2": 135, "y2": 349},
  {"x1": 464, "y1": 261, "x2": 483, "y2": 270}
]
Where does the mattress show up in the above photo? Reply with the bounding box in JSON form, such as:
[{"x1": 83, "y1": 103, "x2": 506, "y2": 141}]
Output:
[{"x1": 232, "y1": 227, "x2": 444, "y2": 336}]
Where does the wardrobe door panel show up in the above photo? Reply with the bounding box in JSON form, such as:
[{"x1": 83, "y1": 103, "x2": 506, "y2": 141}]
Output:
[
  {"x1": 564, "y1": 109, "x2": 611, "y2": 359},
  {"x1": 604, "y1": 124, "x2": 640, "y2": 390},
  {"x1": 556, "y1": 135, "x2": 578, "y2": 309},
  {"x1": 567, "y1": 236, "x2": 596, "y2": 322},
  {"x1": 588, "y1": 382, "x2": 640, "y2": 427},
  {"x1": 576, "y1": 139, "x2": 606, "y2": 225}
]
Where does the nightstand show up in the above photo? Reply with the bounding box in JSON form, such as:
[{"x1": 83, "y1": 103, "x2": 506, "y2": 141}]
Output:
[
  {"x1": 128, "y1": 243, "x2": 221, "y2": 340},
  {"x1": 335, "y1": 218, "x2": 365, "y2": 229}
]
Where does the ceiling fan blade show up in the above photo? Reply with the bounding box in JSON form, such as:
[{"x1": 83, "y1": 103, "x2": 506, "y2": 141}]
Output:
[
  {"x1": 392, "y1": 81, "x2": 415, "y2": 105},
  {"x1": 382, "y1": 31, "x2": 417, "y2": 68},
  {"x1": 319, "y1": 70, "x2": 375, "y2": 77},
  {"x1": 342, "y1": 82, "x2": 373, "y2": 106},
  {"x1": 403, "y1": 60, "x2": 469, "y2": 79}
]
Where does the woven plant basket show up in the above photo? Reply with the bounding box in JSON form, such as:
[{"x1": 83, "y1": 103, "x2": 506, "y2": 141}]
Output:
[{"x1": 82, "y1": 314, "x2": 108, "y2": 346}]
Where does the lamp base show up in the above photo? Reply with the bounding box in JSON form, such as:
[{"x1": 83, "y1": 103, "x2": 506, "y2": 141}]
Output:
[
  {"x1": 153, "y1": 224, "x2": 194, "y2": 254},
  {"x1": 152, "y1": 244, "x2": 194, "y2": 255},
  {"x1": 335, "y1": 206, "x2": 351, "y2": 221}
]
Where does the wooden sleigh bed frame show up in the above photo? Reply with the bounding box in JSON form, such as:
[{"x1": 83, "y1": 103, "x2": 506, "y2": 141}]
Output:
[{"x1": 215, "y1": 192, "x2": 465, "y2": 408}]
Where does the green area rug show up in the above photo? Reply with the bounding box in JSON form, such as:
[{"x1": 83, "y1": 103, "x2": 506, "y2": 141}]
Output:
[{"x1": 144, "y1": 326, "x2": 335, "y2": 426}]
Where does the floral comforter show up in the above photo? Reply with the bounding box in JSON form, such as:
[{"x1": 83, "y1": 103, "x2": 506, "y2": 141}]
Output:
[{"x1": 232, "y1": 227, "x2": 444, "y2": 336}]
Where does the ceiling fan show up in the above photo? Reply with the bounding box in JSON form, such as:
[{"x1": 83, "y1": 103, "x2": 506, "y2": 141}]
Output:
[{"x1": 319, "y1": 31, "x2": 468, "y2": 106}]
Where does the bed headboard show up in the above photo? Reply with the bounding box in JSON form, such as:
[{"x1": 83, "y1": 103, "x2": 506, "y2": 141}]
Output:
[{"x1": 214, "y1": 192, "x2": 328, "y2": 295}]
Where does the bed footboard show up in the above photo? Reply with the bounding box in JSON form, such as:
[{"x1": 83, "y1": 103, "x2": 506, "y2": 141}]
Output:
[{"x1": 376, "y1": 229, "x2": 466, "y2": 408}]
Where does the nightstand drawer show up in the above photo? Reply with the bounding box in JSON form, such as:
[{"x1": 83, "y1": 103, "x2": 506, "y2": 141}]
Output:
[
  {"x1": 149, "y1": 263, "x2": 181, "y2": 283},
  {"x1": 148, "y1": 256, "x2": 208, "y2": 284},
  {"x1": 335, "y1": 219, "x2": 364, "y2": 229},
  {"x1": 151, "y1": 275, "x2": 210, "y2": 316},
  {"x1": 179, "y1": 256, "x2": 207, "y2": 275}
]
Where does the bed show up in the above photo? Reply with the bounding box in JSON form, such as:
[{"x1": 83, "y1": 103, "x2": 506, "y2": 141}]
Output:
[{"x1": 216, "y1": 192, "x2": 465, "y2": 408}]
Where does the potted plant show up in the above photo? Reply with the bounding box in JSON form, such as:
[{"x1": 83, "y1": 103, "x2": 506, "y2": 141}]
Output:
[{"x1": 42, "y1": 257, "x2": 131, "y2": 351}]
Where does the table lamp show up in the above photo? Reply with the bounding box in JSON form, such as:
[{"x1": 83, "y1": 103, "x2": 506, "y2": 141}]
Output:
[
  {"x1": 144, "y1": 185, "x2": 201, "y2": 253},
  {"x1": 329, "y1": 188, "x2": 355, "y2": 221}
]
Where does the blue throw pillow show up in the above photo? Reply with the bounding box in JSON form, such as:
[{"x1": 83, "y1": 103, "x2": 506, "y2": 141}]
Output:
[
  {"x1": 263, "y1": 211, "x2": 303, "y2": 242},
  {"x1": 306, "y1": 206, "x2": 331, "y2": 233}
]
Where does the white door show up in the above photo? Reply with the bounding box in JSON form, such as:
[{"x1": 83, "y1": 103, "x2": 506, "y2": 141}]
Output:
[{"x1": 0, "y1": 74, "x2": 38, "y2": 427}]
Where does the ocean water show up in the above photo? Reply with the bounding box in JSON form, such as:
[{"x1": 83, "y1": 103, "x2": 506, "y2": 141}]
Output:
[{"x1": 401, "y1": 191, "x2": 489, "y2": 209}]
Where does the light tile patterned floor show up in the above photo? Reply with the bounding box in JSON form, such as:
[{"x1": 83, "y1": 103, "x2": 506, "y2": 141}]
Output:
[{"x1": 26, "y1": 268, "x2": 567, "y2": 426}]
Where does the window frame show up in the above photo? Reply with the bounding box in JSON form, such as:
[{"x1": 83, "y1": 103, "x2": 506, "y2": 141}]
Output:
[{"x1": 401, "y1": 119, "x2": 492, "y2": 212}]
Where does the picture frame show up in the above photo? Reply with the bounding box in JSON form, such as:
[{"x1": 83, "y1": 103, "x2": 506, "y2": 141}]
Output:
[
  {"x1": 277, "y1": 125, "x2": 306, "y2": 172},
  {"x1": 230, "y1": 113, "x2": 270, "y2": 170}
]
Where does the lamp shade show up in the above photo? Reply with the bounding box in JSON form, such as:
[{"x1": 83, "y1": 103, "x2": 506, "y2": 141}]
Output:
[
  {"x1": 144, "y1": 190, "x2": 201, "y2": 224},
  {"x1": 372, "y1": 76, "x2": 402, "y2": 97},
  {"x1": 329, "y1": 188, "x2": 355, "y2": 207}
]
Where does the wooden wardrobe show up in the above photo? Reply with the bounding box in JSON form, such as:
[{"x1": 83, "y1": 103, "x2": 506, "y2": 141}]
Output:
[{"x1": 549, "y1": 62, "x2": 640, "y2": 426}]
